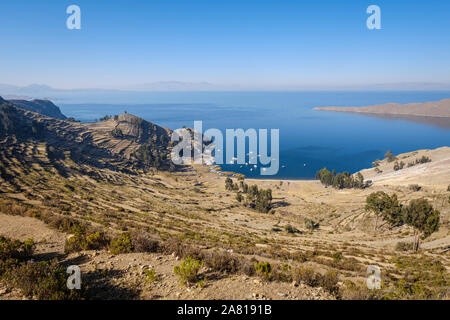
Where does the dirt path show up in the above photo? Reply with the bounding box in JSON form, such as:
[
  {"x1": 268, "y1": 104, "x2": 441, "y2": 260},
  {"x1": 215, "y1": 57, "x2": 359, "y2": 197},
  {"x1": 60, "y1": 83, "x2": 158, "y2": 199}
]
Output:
[{"x1": 0, "y1": 213, "x2": 66, "y2": 255}]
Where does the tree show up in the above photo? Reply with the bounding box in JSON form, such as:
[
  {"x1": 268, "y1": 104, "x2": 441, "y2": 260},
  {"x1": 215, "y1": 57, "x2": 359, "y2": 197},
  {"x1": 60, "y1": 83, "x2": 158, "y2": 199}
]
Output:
[
  {"x1": 365, "y1": 192, "x2": 402, "y2": 231},
  {"x1": 225, "y1": 177, "x2": 233, "y2": 191},
  {"x1": 354, "y1": 172, "x2": 364, "y2": 189},
  {"x1": 393, "y1": 161, "x2": 405, "y2": 171},
  {"x1": 315, "y1": 168, "x2": 333, "y2": 186},
  {"x1": 315, "y1": 168, "x2": 364, "y2": 190},
  {"x1": 255, "y1": 189, "x2": 272, "y2": 213},
  {"x1": 372, "y1": 159, "x2": 381, "y2": 167},
  {"x1": 402, "y1": 199, "x2": 440, "y2": 252},
  {"x1": 385, "y1": 150, "x2": 396, "y2": 162}
]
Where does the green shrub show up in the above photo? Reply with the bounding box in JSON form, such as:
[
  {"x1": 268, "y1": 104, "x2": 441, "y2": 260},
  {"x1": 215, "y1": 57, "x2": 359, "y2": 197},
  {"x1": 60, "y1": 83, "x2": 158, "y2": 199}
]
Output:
[
  {"x1": 331, "y1": 252, "x2": 343, "y2": 263},
  {"x1": 65, "y1": 231, "x2": 109, "y2": 253},
  {"x1": 174, "y1": 257, "x2": 203, "y2": 285},
  {"x1": 144, "y1": 269, "x2": 158, "y2": 283},
  {"x1": 0, "y1": 236, "x2": 34, "y2": 262},
  {"x1": 385, "y1": 255, "x2": 449, "y2": 299},
  {"x1": 385, "y1": 150, "x2": 397, "y2": 162},
  {"x1": 270, "y1": 264, "x2": 292, "y2": 282},
  {"x1": 110, "y1": 233, "x2": 133, "y2": 255},
  {"x1": 254, "y1": 262, "x2": 272, "y2": 281},
  {"x1": 3, "y1": 260, "x2": 83, "y2": 300},
  {"x1": 340, "y1": 280, "x2": 380, "y2": 300}
]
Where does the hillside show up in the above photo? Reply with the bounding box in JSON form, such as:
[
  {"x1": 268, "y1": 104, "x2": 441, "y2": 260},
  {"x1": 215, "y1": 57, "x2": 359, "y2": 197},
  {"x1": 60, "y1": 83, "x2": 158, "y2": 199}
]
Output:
[
  {"x1": 0, "y1": 106, "x2": 449, "y2": 300},
  {"x1": 0, "y1": 101, "x2": 173, "y2": 173},
  {"x1": 7, "y1": 97, "x2": 66, "y2": 119}
]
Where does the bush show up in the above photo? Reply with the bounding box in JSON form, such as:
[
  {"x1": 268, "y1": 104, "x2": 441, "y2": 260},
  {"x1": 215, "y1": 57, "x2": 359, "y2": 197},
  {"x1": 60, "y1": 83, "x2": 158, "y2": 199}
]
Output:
[
  {"x1": 0, "y1": 236, "x2": 34, "y2": 262},
  {"x1": 386, "y1": 255, "x2": 449, "y2": 299},
  {"x1": 372, "y1": 159, "x2": 381, "y2": 167},
  {"x1": 254, "y1": 262, "x2": 272, "y2": 281},
  {"x1": 284, "y1": 225, "x2": 301, "y2": 234},
  {"x1": 270, "y1": 264, "x2": 292, "y2": 282},
  {"x1": 293, "y1": 266, "x2": 320, "y2": 287},
  {"x1": 131, "y1": 233, "x2": 160, "y2": 253},
  {"x1": 110, "y1": 233, "x2": 133, "y2": 255},
  {"x1": 304, "y1": 218, "x2": 319, "y2": 231},
  {"x1": 3, "y1": 260, "x2": 83, "y2": 300},
  {"x1": 331, "y1": 252, "x2": 343, "y2": 263},
  {"x1": 395, "y1": 242, "x2": 414, "y2": 252},
  {"x1": 385, "y1": 150, "x2": 397, "y2": 162},
  {"x1": 293, "y1": 266, "x2": 339, "y2": 295},
  {"x1": 239, "y1": 257, "x2": 257, "y2": 277},
  {"x1": 203, "y1": 251, "x2": 239, "y2": 273},
  {"x1": 144, "y1": 269, "x2": 158, "y2": 283},
  {"x1": 393, "y1": 161, "x2": 405, "y2": 171},
  {"x1": 110, "y1": 128, "x2": 123, "y2": 138},
  {"x1": 409, "y1": 184, "x2": 422, "y2": 192},
  {"x1": 416, "y1": 156, "x2": 431, "y2": 164},
  {"x1": 340, "y1": 280, "x2": 379, "y2": 300},
  {"x1": 320, "y1": 269, "x2": 339, "y2": 295},
  {"x1": 65, "y1": 231, "x2": 109, "y2": 253},
  {"x1": 174, "y1": 257, "x2": 203, "y2": 285}
]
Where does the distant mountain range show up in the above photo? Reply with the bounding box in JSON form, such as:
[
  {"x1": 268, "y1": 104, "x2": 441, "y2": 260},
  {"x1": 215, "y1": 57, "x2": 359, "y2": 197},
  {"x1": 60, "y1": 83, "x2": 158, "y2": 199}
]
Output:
[{"x1": 2, "y1": 82, "x2": 450, "y2": 101}]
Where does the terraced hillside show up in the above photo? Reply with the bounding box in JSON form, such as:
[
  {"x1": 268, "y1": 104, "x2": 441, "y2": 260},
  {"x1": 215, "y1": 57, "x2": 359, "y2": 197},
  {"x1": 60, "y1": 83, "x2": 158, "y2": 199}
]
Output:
[{"x1": 0, "y1": 100, "x2": 448, "y2": 300}]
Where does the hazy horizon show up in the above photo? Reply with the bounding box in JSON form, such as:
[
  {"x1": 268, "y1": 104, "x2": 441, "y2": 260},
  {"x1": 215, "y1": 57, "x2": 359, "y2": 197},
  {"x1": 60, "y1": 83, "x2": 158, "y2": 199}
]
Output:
[{"x1": 1, "y1": 1, "x2": 450, "y2": 90}]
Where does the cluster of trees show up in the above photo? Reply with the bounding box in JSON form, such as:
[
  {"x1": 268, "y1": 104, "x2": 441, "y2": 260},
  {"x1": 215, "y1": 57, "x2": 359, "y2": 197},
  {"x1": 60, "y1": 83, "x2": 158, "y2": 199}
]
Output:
[
  {"x1": 66, "y1": 117, "x2": 80, "y2": 122},
  {"x1": 393, "y1": 160, "x2": 405, "y2": 171},
  {"x1": 394, "y1": 156, "x2": 431, "y2": 171},
  {"x1": 226, "y1": 178, "x2": 273, "y2": 213},
  {"x1": 315, "y1": 168, "x2": 365, "y2": 189},
  {"x1": 374, "y1": 151, "x2": 432, "y2": 172},
  {"x1": 110, "y1": 128, "x2": 123, "y2": 138},
  {"x1": 407, "y1": 156, "x2": 432, "y2": 168},
  {"x1": 365, "y1": 191, "x2": 440, "y2": 251},
  {"x1": 134, "y1": 143, "x2": 168, "y2": 169},
  {"x1": 99, "y1": 115, "x2": 112, "y2": 121}
]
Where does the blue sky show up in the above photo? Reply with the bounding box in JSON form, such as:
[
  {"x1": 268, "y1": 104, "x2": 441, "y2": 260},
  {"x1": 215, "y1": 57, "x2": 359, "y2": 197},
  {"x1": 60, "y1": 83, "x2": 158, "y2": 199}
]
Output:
[{"x1": 1, "y1": 0, "x2": 449, "y2": 89}]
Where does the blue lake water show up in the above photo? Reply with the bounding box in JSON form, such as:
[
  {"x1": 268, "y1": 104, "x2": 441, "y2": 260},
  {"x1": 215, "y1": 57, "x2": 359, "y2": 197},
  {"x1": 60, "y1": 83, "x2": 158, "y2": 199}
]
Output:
[{"x1": 58, "y1": 91, "x2": 450, "y2": 179}]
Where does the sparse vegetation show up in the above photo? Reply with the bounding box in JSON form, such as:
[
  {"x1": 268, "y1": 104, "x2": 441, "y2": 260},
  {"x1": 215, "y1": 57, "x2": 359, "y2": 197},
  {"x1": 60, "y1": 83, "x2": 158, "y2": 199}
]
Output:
[
  {"x1": 110, "y1": 233, "x2": 133, "y2": 255},
  {"x1": 304, "y1": 218, "x2": 319, "y2": 231},
  {"x1": 254, "y1": 262, "x2": 272, "y2": 281},
  {"x1": 409, "y1": 184, "x2": 422, "y2": 192},
  {"x1": 65, "y1": 231, "x2": 109, "y2": 253},
  {"x1": 174, "y1": 257, "x2": 204, "y2": 285},
  {"x1": 0, "y1": 236, "x2": 82, "y2": 300}
]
